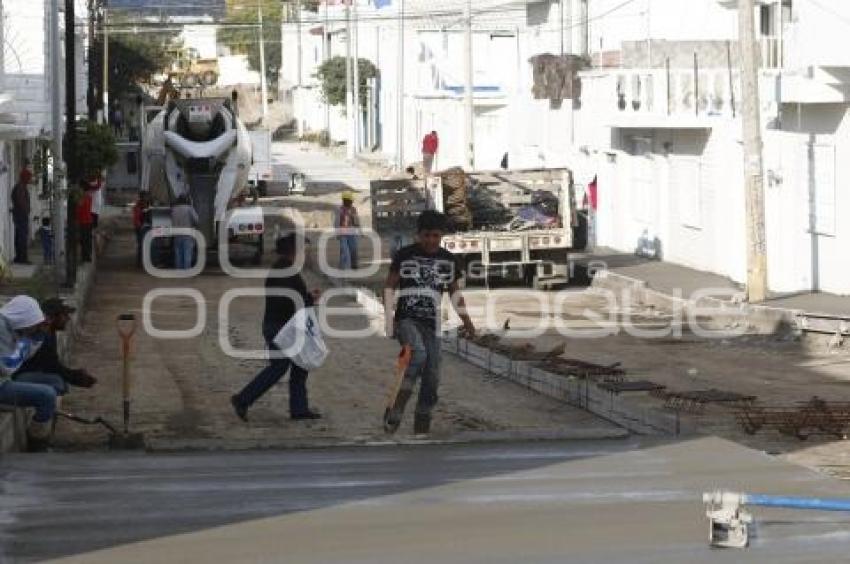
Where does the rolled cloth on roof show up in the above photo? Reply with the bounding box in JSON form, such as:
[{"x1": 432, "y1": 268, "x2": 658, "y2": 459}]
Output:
[{"x1": 0, "y1": 296, "x2": 45, "y2": 330}]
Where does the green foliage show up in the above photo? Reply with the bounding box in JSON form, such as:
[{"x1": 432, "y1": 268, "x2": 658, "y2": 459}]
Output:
[
  {"x1": 69, "y1": 120, "x2": 119, "y2": 183},
  {"x1": 219, "y1": 0, "x2": 282, "y2": 86},
  {"x1": 107, "y1": 23, "x2": 178, "y2": 97},
  {"x1": 316, "y1": 57, "x2": 379, "y2": 109},
  {"x1": 299, "y1": 130, "x2": 331, "y2": 147}
]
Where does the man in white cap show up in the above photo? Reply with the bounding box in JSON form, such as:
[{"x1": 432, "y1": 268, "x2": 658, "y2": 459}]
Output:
[{"x1": 0, "y1": 295, "x2": 57, "y2": 450}]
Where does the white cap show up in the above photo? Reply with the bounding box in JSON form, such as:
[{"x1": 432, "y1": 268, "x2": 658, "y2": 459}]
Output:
[{"x1": 0, "y1": 295, "x2": 45, "y2": 330}]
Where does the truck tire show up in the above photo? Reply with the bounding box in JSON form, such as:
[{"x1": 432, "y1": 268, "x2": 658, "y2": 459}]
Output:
[
  {"x1": 524, "y1": 265, "x2": 545, "y2": 291},
  {"x1": 252, "y1": 235, "x2": 264, "y2": 265},
  {"x1": 572, "y1": 210, "x2": 589, "y2": 251},
  {"x1": 181, "y1": 73, "x2": 199, "y2": 89},
  {"x1": 201, "y1": 71, "x2": 218, "y2": 87},
  {"x1": 257, "y1": 180, "x2": 268, "y2": 197}
]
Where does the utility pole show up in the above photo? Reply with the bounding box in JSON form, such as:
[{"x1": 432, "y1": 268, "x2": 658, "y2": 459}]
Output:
[
  {"x1": 396, "y1": 0, "x2": 405, "y2": 170},
  {"x1": 50, "y1": 0, "x2": 66, "y2": 279},
  {"x1": 86, "y1": 0, "x2": 96, "y2": 119},
  {"x1": 559, "y1": 0, "x2": 565, "y2": 56},
  {"x1": 295, "y1": 0, "x2": 302, "y2": 87},
  {"x1": 323, "y1": 0, "x2": 330, "y2": 135},
  {"x1": 578, "y1": 0, "x2": 588, "y2": 57},
  {"x1": 345, "y1": 2, "x2": 355, "y2": 159},
  {"x1": 258, "y1": 0, "x2": 269, "y2": 123},
  {"x1": 738, "y1": 0, "x2": 768, "y2": 302},
  {"x1": 646, "y1": 0, "x2": 652, "y2": 67},
  {"x1": 102, "y1": 2, "x2": 109, "y2": 125},
  {"x1": 463, "y1": 0, "x2": 475, "y2": 170},
  {"x1": 65, "y1": 0, "x2": 79, "y2": 288},
  {"x1": 353, "y1": 0, "x2": 361, "y2": 153}
]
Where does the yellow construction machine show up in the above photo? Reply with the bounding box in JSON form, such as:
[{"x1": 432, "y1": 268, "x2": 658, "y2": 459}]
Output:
[{"x1": 164, "y1": 47, "x2": 219, "y2": 89}]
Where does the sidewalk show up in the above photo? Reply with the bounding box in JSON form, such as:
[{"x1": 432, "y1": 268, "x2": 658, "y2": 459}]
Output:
[
  {"x1": 0, "y1": 209, "x2": 124, "y2": 452},
  {"x1": 583, "y1": 247, "x2": 850, "y2": 320}
]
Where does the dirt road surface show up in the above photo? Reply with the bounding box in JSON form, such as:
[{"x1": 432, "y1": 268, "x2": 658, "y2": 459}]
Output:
[{"x1": 54, "y1": 222, "x2": 621, "y2": 450}]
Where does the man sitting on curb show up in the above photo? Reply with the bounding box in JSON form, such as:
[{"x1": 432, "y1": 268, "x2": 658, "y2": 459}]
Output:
[
  {"x1": 0, "y1": 296, "x2": 57, "y2": 450},
  {"x1": 14, "y1": 297, "x2": 97, "y2": 396}
]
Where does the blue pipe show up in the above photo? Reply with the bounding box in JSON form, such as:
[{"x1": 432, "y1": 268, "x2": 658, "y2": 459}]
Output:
[{"x1": 744, "y1": 494, "x2": 850, "y2": 512}]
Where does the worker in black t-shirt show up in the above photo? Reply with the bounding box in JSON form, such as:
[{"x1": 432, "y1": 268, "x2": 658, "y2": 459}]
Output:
[{"x1": 383, "y1": 210, "x2": 476, "y2": 435}]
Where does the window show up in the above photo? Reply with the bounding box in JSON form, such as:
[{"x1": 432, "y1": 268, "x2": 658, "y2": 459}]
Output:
[
  {"x1": 127, "y1": 151, "x2": 138, "y2": 175},
  {"x1": 760, "y1": 5, "x2": 775, "y2": 36},
  {"x1": 810, "y1": 144, "x2": 836, "y2": 236}
]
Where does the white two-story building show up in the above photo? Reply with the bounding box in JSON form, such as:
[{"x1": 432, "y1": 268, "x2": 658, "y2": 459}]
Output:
[{"x1": 553, "y1": 0, "x2": 850, "y2": 295}]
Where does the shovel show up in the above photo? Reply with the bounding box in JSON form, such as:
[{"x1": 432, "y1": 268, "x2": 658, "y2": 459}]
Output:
[{"x1": 109, "y1": 313, "x2": 145, "y2": 449}]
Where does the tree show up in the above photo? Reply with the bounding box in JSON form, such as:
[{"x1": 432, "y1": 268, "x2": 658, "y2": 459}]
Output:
[
  {"x1": 108, "y1": 30, "x2": 178, "y2": 99},
  {"x1": 316, "y1": 57, "x2": 379, "y2": 108},
  {"x1": 219, "y1": 0, "x2": 282, "y2": 87},
  {"x1": 66, "y1": 120, "x2": 119, "y2": 184}
]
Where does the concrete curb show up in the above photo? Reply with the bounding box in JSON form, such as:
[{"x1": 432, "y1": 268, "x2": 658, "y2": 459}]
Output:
[
  {"x1": 441, "y1": 335, "x2": 685, "y2": 436},
  {"x1": 145, "y1": 426, "x2": 630, "y2": 452}
]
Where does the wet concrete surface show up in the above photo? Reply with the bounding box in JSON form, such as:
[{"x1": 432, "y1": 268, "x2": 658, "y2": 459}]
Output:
[
  {"x1": 2, "y1": 438, "x2": 641, "y2": 562},
  {"x1": 3, "y1": 437, "x2": 849, "y2": 563}
]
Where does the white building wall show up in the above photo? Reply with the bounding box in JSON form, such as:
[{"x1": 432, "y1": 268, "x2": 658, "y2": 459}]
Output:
[
  {"x1": 580, "y1": 93, "x2": 850, "y2": 295},
  {"x1": 218, "y1": 54, "x2": 260, "y2": 87},
  {"x1": 559, "y1": 0, "x2": 850, "y2": 295},
  {"x1": 785, "y1": 2, "x2": 850, "y2": 70},
  {"x1": 761, "y1": 104, "x2": 850, "y2": 295},
  {"x1": 586, "y1": 0, "x2": 736, "y2": 56}
]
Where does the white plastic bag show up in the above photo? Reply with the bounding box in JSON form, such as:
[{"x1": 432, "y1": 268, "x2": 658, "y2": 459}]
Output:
[{"x1": 272, "y1": 307, "x2": 328, "y2": 370}]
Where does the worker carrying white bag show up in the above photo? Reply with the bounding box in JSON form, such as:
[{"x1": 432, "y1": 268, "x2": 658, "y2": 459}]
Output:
[
  {"x1": 231, "y1": 233, "x2": 325, "y2": 422},
  {"x1": 273, "y1": 307, "x2": 328, "y2": 370}
]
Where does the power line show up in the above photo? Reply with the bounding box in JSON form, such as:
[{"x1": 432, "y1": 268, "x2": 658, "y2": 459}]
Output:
[
  {"x1": 105, "y1": 3, "x2": 533, "y2": 28},
  {"x1": 100, "y1": 0, "x2": 645, "y2": 43}
]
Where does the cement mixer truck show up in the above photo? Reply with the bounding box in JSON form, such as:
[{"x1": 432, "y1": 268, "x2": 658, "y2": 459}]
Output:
[{"x1": 141, "y1": 96, "x2": 265, "y2": 266}]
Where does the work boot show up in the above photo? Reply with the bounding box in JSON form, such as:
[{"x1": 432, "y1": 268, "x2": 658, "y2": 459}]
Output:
[
  {"x1": 413, "y1": 413, "x2": 431, "y2": 435},
  {"x1": 383, "y1": 390, "x2": 412, "y2": 435},
  {"x1": 230, "y1": 395, "x2": 248, "y2": 422},
  {"x1": 383, "y1": 408, "x2": 401, "y2": 434},
  {"x1": 27, "y1": 419, "x2": 52, "y2": 453},
  {"x1": 291, "y1": 409, "x2": 322, "y2": 421}
]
